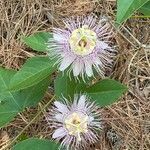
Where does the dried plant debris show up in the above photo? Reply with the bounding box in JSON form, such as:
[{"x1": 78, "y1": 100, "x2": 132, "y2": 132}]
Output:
[
  {"x1": 106, "y1": 128, "x2": 123, "y2": 150},
  {"x1": 0, "y1": 131, "x2": 10, "y2": 150},
  {"x1": 0, "y1": 0, "x2": 150, "y2": 149}
]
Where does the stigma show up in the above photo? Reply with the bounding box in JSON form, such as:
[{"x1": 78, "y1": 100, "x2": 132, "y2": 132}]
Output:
[{"x1": 65, "y1": 112, "x2": 88, "y2": 141}]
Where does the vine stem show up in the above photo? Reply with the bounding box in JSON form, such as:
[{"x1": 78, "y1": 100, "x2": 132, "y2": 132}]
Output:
[{"x1": 2, "y1": 95, "x2": 55, "y2": 150}]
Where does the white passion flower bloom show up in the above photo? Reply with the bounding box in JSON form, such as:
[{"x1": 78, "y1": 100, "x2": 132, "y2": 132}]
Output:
[
  {"x1": 46, "y1": 95, "x2": 103, "y2": 149},
  {"x1": 47, "y1": 15, "x2": 116, "y2": 78}
]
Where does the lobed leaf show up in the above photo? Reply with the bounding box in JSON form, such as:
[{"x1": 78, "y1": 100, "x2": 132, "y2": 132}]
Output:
[
  {"x1": 0, "y1": 67, "x2": 50, "y2": 128},
  {"x1": 54, "y1": 72, "x2": 127, "y2": 107}
]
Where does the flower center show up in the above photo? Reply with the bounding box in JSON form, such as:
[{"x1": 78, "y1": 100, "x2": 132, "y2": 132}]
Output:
[
  {"x1": 78, "y1": 38, "x2": 87, "y2": 47},
  {"x1": 65, "y1": 112, "x2": 88, "y2": 141},
  {"x1": 69, "y1": 25, "x2": 97, "y2": 56}
]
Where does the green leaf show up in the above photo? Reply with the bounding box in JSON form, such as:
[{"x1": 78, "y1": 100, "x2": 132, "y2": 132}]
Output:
[
  {"x1": 54, "y1": 72, "x2": 87, "y2": 99},
  {"x1": 116, "y1": 0, "x2": 149, "y2": 25},
  {"x1": 23, "y1": 32, "x2": 52, "y2": 52},
  {"x1": 86, "y1": 79, "x2": 128, "y2": 106},
  {"x1": 139, "y1": 1, "x2": 150, "y2": 16},
  {"x1": 55, "y1": 73, "x2": 127, "y2": 106},
  {"x1": 0, "y1": 67, "x2": 50, "y2": 127},
  {"x1": 9, "y1": 56, "x2": 56, "y2": 91},
  {"x1": 12, "y1": 138, "x2": 59, "y2": 150}
]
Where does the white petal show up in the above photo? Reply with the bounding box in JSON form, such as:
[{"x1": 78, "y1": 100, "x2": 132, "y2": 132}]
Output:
[
  {"x1": 59, "y1": 55, "x2": 76, "y2": 71},
  {"x1": 84, "y1": 60, "x2": 93, "y2": 77},
  {"x1": 53, "y1": 33, "x2": 65, "y2": 43},
  {"x1": 52, "y1": 127, "x2": 67, "y2": 139},
  {"x1": 73, "y1": 60, "x2": 84, "y2": 76},
  {"x1": 98, "y1": 41, "x2": 109, "y2": 49},
  {"x1": 93, "y1": 56, "x2": 101, "y2": 66},
  {"x1": 54, "y1": 101, "x2": 69, "y2": 114},
  {"x1": 55, "y1": 114, "x2": 63, "y2": 122},
  {"x1": 88, "y1": 116, "x2": 94, "y2": 123},
  {"x1": 72, "y1": 95, "x2": 78, "y2": 109},
  {"x1": 78, "y1": 95, "x2": 86, "y2": 109},
  {"x1": 92, "y1": 56, "x2": 104, "y2": 73}
]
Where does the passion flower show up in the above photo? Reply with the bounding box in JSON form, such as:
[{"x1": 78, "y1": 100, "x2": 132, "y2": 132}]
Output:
[
  {"x1": 47, "y1": 15, "x2": 115, "y2": 78},
  {"x1": 46, "y1": 95, "x2": 103, "y2": 149}
]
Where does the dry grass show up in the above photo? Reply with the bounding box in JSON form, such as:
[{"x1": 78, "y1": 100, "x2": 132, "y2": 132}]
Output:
[{"x1": 0, "y1": 0, "x2": 150, "y2": 150}]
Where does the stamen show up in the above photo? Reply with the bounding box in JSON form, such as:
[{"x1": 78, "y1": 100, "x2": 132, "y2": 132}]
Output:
[
  {"x1": 65, "y1": 112, "x2": 88, "y2": 141},
  {"x1": 77, "y1": 132, "x2": 81, "y2": 141},
  {"x1": 69, "y1": 25, "x2": 97, "y2": 56}
]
